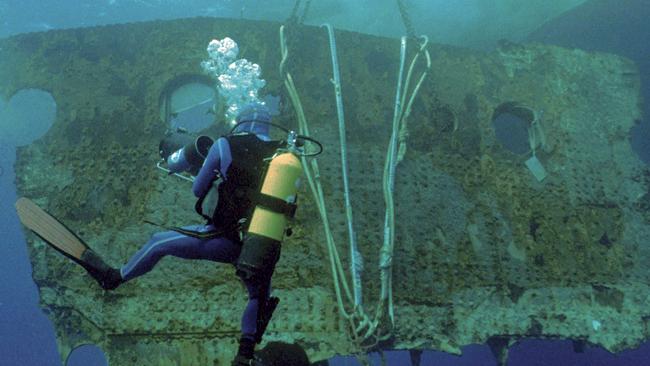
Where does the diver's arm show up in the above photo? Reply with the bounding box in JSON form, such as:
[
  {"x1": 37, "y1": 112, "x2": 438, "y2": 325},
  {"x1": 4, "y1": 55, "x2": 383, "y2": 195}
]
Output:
[{"x1": 192, "y1": 137, "x2": 228, "y2": 198}]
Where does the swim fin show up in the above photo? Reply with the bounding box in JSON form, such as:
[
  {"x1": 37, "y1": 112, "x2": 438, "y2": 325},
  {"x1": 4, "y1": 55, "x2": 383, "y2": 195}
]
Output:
[{"x1": 15, "y1": 197, "x2": 122, "y2": 290}]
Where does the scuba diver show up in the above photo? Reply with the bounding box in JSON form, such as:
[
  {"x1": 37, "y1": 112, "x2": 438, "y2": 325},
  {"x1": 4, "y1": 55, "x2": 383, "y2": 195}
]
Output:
[{"x1": 16, "y1": 102, "x2": 317, "y2": 366}]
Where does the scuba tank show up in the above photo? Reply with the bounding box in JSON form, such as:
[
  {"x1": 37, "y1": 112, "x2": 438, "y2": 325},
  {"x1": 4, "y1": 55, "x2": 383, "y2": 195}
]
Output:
[
  {"x1": 235, "y1": 130, "x2": 304, "y2": 281},
  {"x1": 235, "y1": 153, "x2": 301, "y2": 280}
]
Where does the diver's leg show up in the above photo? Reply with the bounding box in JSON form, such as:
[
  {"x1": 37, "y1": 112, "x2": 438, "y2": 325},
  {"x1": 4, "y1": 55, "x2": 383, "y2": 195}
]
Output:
[
  {"x1": 241, "y1": 277, "x2": 272, "y2": 339},
  {"x1": 235, "y1": 275, "x2": 273, "y2": 362},
  {"x1": 120, "y1": 225, "x2": 241, "y2": 281}
]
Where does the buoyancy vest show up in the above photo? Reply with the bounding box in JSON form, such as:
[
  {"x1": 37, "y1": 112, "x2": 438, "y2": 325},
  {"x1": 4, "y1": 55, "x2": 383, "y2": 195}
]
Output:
[{"x1": 196, "y1": 133, "x2": 283, "y2": 232}]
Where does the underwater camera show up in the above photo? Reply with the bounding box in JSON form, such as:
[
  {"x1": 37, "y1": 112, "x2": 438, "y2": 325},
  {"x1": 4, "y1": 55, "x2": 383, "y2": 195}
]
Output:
[
  {"x1": 156, "y1": 122, "x2": 322, "y2": 182},
  {"x1": 157, "y1": 128, "x2": 214, "y2": 181}
]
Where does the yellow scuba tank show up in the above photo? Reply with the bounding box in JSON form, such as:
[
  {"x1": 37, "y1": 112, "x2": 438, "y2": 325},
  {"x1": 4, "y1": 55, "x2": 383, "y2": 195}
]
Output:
[
  {"x1": 249, "y1": 153, "x2": 302, "y2": 240},
  {"x1": 236, "y1": 151, "x2": 302, "y2": 280}
]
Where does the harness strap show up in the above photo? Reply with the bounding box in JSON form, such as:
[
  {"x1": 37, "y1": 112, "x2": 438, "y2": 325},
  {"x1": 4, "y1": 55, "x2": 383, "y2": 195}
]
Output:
[
  {"x1": 143, "y1": 220, "x2": 241, "y2": 240},
  {"x1": 252, "y1": 192, "x2": 298, "y2": 218}
]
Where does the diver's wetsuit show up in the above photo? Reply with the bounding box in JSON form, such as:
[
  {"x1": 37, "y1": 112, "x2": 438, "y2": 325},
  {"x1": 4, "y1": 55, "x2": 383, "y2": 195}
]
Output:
[{"x1": 119, "y1": 134, "x2": 272, "y2": 343}]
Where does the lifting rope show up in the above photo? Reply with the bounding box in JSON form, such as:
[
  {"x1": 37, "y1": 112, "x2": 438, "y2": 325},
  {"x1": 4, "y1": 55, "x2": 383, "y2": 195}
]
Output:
[
  {"x1": 397, "y1": 0, "x2": 417, "y2": 39},
  {"x1": 322, "y1": 22, "x2": 365, "y2": 312},
  {"x1": 287, "y1": 0, "x2": 313, "y2": 25},
  {"x1": 278, "y1": 23, "x2": 431, "y2": 351}
]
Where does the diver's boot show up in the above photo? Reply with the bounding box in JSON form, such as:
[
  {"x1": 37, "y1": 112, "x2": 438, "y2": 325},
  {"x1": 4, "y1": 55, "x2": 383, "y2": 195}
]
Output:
[
  {"x1": 232, "y1": 337, "x2": 263, "y2": 366},
  {"x1": 80, "y1": 249, "x2": 124, "y2": 291},
  {"x1": 100, "y1": 267, "x2": 124, "y2": 291},
  {"x1": 231, "y1": 354, "x2": 262, "y2": 366}
]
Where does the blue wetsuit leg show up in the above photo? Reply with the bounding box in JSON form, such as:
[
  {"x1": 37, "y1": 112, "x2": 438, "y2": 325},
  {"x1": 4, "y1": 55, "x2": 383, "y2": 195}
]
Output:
[
  {"x1": 118, "y1": 224, "x2": 273, "y2": 343},
  {"x1": 120, "y1": 225, "x2": 241, "y2": 281},
  {"x1": 240, "y1": 276, "x2": 272, "y2": 341}
]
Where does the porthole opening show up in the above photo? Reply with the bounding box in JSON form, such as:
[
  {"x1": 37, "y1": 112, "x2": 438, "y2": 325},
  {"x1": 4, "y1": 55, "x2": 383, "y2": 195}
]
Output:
[
  {"x1": 492, "y1": 102, "x2": 536, "y2": 155},
  {"x1": 160, "y1": 76, "x2": 217, "y2": 133},
  {"x1": 66, "y1": 344, "x2": 108, "y2": 366},
  {"x1": 0, "y1": 89, "x2": 56, "y2": 147}
]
